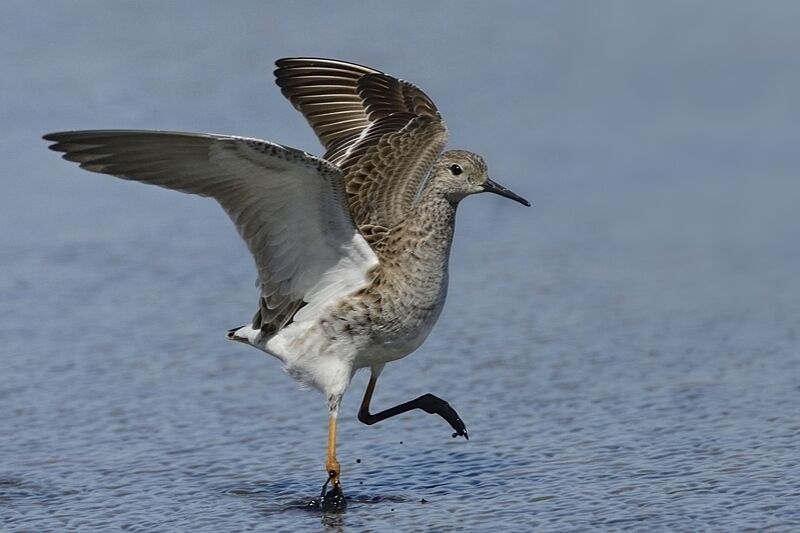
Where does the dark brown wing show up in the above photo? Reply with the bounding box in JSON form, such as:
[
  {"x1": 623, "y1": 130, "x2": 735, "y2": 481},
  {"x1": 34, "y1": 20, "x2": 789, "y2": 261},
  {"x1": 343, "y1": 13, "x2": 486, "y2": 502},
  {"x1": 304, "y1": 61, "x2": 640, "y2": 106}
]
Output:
[
  {"x1": 274, "y1": 58, "x2": 448, "y2": 233},
  {"x1": 274, "y1": 58, "x2": 380, "y2": 165}
]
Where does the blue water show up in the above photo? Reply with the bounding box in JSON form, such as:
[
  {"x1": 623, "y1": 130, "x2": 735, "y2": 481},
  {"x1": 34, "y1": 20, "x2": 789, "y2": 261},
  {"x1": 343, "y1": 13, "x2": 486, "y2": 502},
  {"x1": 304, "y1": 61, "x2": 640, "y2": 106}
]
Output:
[{"x1": 2, "y1": 1, "x2": 800, "y2": 530}]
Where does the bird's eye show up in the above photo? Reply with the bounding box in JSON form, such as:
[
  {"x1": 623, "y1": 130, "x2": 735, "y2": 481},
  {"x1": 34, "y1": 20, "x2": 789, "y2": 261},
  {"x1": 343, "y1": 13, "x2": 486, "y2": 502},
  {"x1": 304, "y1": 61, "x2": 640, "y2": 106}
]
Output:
[{"x1": 449, "y1": 164, "x2": 463, "y2": 176}]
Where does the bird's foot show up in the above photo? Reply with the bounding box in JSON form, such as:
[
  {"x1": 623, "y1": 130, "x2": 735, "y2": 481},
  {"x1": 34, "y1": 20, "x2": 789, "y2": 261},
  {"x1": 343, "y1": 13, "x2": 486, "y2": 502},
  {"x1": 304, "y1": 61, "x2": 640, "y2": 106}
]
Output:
[
  {"x1": 308, "y1": 470, "x2": 346, "y2": 512},
  {"x1": 321, "y1": 481, "x2": 346, "y2": 512},
  {"x1": 418, "y1": 393, "x2": 469, "y2": 440}
]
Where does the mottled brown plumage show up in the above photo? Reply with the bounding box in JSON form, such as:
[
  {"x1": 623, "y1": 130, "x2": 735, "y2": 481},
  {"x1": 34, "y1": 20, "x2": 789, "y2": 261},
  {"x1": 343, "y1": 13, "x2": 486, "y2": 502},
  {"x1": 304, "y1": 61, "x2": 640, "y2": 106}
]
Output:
[{"x1": 275, "y1": 58, "x2": 448, "y2": 240}]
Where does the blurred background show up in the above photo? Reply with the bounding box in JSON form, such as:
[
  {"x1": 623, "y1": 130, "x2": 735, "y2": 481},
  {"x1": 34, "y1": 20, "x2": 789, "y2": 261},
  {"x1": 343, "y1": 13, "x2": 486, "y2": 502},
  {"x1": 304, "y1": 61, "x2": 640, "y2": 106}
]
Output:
[{"x1": 2, "y1": 1, "x2": 799, "y2": 531}]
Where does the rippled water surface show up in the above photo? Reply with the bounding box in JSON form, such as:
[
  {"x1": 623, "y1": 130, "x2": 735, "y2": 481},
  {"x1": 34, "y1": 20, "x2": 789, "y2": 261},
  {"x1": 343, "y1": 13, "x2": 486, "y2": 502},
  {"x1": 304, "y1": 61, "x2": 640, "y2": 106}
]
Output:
[{"x1": 3, "y1": 2, "x2": 800, "y2": 531}]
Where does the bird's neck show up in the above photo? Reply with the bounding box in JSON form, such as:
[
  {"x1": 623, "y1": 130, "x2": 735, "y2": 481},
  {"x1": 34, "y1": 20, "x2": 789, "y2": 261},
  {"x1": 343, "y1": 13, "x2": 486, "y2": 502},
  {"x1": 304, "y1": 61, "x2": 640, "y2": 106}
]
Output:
[{"x1": 386, "y1": 189, "x2": 457, "y2": 277}]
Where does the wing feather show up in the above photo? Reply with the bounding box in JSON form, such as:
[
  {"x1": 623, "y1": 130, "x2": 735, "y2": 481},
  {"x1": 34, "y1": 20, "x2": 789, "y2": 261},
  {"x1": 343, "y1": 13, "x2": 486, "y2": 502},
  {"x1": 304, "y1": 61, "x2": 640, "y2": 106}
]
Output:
[
  {"x1": 43, "y1": 129, "x2": 378, "y2": 335},
  {"x1": 275, "y1": 58, "x2": 449, "y2": 236}
]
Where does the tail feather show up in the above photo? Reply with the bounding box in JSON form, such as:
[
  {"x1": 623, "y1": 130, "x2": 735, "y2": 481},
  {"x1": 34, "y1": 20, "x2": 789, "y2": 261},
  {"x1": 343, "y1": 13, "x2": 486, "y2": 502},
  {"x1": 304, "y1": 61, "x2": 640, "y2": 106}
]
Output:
[
  {"x1": 226, "y1": 322, "x2": 293, "y2": 365},
  {"x1": 227, "y1": 325, "x2": 251, "y2": 344}
]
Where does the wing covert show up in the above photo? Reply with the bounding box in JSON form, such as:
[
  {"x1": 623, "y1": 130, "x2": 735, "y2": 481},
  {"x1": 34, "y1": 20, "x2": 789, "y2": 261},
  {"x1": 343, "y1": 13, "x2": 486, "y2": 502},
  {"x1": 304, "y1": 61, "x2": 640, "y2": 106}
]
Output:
[{"x1": 275, "y1": 58, "x2": 448, "y2": 236}]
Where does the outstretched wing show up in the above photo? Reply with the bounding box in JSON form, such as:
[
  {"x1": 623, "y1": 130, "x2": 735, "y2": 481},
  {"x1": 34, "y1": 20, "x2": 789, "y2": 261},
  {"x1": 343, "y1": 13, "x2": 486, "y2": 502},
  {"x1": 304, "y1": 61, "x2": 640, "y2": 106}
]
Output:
[
  {"x1": 43, "y1": 130, "x2": 378, "y2": 335},
  {"x1": 275, "y1": 58, "x2": 448, "y2": 232},
  {"x1": 274, "y1": 58, "x2": 381, "y2": 164}
]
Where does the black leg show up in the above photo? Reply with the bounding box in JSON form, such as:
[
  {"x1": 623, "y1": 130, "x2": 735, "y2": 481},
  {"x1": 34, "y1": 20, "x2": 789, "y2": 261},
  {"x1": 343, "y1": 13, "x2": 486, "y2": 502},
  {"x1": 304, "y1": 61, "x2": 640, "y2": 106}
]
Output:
[{"x1": 358, "y1": 371, "x2": 468, "y2": 439}]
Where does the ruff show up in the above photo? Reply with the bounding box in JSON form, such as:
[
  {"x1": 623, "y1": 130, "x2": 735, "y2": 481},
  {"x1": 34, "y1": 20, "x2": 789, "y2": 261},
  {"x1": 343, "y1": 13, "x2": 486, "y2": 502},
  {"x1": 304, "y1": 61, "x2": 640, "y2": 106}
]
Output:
[{"x1": 44, "y1": 57, "x2": 529, "y2": 507}]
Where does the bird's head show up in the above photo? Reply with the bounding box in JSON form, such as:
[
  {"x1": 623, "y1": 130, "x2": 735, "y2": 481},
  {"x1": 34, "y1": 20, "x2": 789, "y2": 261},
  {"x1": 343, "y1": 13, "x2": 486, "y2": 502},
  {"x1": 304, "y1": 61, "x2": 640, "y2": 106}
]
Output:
[{"x1": 433, "y1": 150, "x2": 530, "y2": 207}]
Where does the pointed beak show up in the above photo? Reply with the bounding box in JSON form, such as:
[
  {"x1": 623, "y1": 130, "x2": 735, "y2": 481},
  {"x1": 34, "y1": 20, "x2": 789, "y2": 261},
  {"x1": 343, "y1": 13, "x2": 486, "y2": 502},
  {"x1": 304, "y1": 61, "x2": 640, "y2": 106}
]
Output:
[{"x1": 482, "y1": 178, "x2": 531, "y2": 207}]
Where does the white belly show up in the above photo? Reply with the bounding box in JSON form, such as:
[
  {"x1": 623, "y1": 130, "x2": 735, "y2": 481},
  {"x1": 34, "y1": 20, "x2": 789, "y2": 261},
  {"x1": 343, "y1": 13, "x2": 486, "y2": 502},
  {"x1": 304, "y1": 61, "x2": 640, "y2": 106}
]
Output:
[
  {"x1": 237, "y1": 270, "x2": 448, "y2": 396},
  {"x1": 353, "y1": 304, "x2": 444, "y2": 368}
]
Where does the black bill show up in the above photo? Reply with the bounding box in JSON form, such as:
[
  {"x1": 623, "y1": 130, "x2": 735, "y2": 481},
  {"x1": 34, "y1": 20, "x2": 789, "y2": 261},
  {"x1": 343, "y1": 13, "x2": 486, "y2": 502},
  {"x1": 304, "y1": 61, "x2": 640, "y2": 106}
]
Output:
[{"x1": 482, "y1": 178, "x2": 531, "y2": 206}]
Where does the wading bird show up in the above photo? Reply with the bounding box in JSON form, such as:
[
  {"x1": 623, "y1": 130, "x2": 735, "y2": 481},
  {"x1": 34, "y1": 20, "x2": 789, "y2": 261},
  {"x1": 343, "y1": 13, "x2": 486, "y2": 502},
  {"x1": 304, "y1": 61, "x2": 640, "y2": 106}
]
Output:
[{"x1": 44, "y1": 58, "x2": 529, "y2": 510}]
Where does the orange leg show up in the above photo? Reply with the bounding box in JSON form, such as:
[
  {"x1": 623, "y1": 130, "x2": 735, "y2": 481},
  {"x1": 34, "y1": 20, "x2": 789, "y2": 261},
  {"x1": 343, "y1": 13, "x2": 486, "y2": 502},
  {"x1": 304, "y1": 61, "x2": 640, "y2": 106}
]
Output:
[{"x1": 325, "y1": 414, "x2": 341, "y2": 488}]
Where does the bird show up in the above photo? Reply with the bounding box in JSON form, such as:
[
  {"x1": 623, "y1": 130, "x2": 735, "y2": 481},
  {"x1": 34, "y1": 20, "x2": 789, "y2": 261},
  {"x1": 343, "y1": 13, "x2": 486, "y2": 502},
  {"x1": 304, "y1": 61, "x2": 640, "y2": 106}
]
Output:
[{"x1": 43, "y1": 57, "x2": 529, "y2": 509}]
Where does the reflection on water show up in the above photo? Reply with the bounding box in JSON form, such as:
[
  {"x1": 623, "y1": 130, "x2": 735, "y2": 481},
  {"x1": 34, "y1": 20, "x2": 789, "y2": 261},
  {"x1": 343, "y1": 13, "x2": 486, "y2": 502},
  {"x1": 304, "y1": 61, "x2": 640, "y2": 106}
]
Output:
[{"x1": 3, "y1": 1, "x2": 800, "y2": 531}]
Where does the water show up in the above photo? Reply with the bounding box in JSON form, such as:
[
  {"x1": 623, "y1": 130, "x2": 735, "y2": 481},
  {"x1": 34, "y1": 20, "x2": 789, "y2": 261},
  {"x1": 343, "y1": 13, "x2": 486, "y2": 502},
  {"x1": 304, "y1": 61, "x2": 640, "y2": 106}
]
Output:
[{"x1": 2, "y1": 1, "x2": 800, "y2": 530}]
